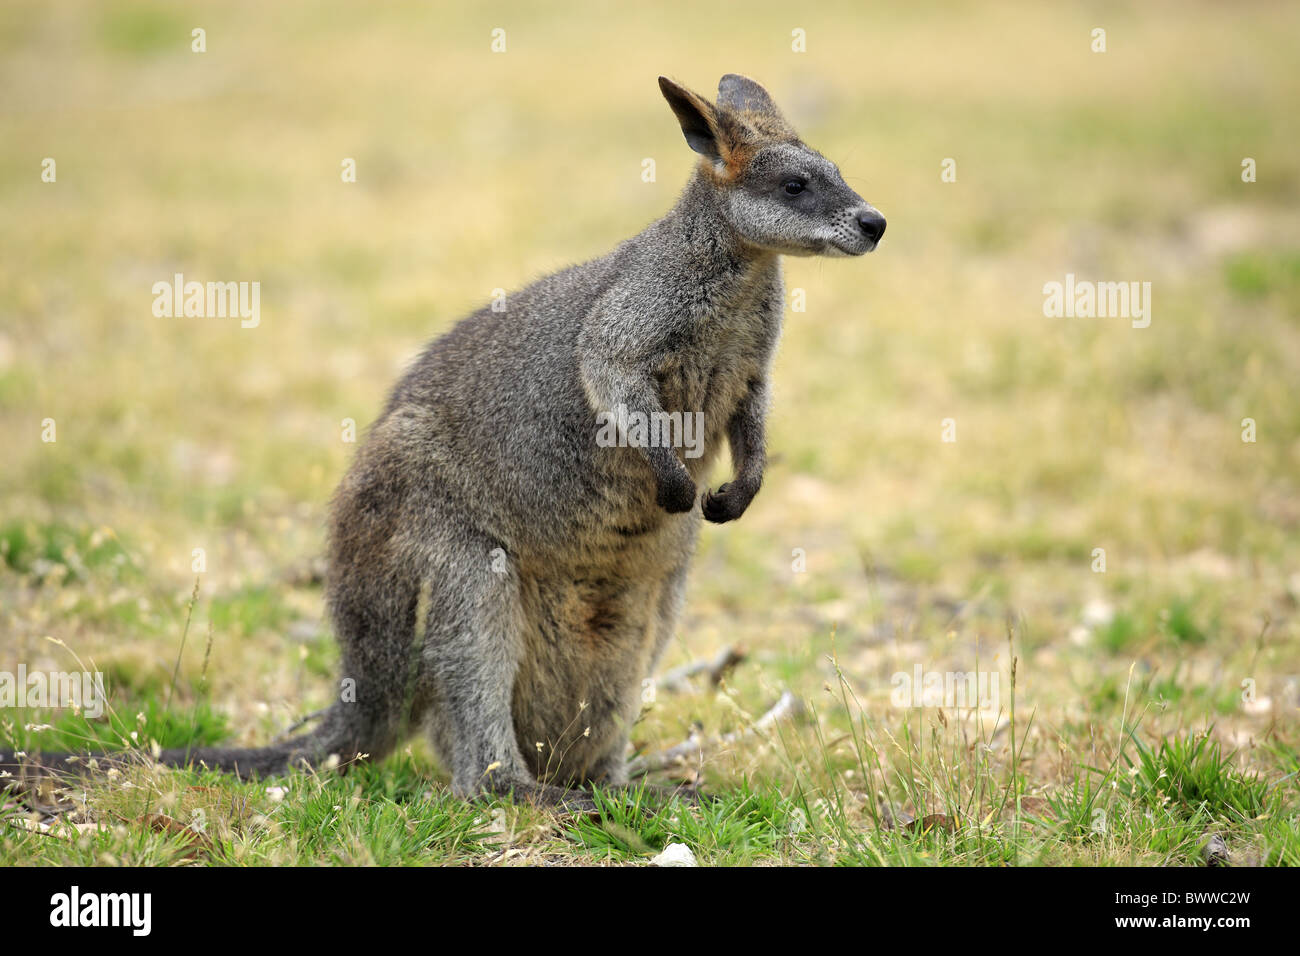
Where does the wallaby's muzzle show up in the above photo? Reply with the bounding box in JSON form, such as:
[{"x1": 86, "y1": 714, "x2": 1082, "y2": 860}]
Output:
[
  {"x1": 856, "y1": 207, "x2": 887, "y2": 250},
  {"x1": 820, "y1": 201, "x2": 887, "y2": 257}
]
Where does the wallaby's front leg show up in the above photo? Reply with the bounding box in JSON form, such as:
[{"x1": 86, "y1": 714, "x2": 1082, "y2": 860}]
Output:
[
  {"x1": 703, "y1": 377, "x2": 768, "y2": 523},
  {"x1": 582, "y1": 356, "x2": 696, "y2": 513}
]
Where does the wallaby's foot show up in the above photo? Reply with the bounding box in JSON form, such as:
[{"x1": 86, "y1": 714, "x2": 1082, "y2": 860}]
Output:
[
  {"x1": 701, "y1": 481, "x2": 757, "y2": 524},
  {"x1": 477, "y1": 780, "x2": 599, "y2": 813},
  {"x1": 619, "y1": 781, "x2": 709, "y2": 807},
  {"x1": 528, "y1": 784, "x2": 599, "y2": 813}
]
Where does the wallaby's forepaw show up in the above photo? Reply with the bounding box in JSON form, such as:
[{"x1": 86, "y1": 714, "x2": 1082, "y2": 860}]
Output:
[
  {"x1": 701, "y1": 481, "x2": 755, "y2": 523},
  {"x1": 656, "y1": 471, "x2": 697, "y2": 514}
]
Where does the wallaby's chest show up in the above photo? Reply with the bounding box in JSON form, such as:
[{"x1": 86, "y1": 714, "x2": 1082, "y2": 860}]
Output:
[{"x1": 654, "y1": 281, "x2": 781, "y2": 435}]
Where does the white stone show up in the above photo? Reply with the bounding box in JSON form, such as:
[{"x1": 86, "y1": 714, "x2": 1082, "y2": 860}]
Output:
[{"x1": 650, "y1": 842, "x2": 698, "y2": 867}]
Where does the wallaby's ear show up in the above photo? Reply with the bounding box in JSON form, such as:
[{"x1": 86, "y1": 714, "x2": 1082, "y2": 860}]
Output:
[
  {"x1": 717, "y1": 74, "x2": 779, "y2": 115},
  {"x1": 717, "y1": 73, "x2": 797, "y2": 140},
  {"x1": 658, "y1": 76, "x2": 724, "y2": 161}
]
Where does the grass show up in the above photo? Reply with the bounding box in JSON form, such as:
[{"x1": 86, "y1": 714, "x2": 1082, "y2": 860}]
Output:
[{"x1": 2, "y1": 0, "x2": 1299, "y2": 865}]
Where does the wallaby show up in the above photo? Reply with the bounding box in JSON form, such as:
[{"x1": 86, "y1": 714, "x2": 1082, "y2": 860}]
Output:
[{"x1": 3, "y1": 74, "x2": 885, "y2": 808}]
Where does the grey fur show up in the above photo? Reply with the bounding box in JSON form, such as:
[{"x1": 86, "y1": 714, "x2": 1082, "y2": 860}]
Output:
[{"x1": 1, "y1": 74, "x2": 884, "y2": 808}]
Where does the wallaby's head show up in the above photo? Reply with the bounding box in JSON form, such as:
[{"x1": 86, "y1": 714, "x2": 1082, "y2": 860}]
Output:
[{"x1": 658, "y1": 73, "x2": 886, "y2": 258}]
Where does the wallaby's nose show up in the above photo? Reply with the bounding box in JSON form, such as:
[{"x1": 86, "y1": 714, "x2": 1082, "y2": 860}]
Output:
[{"x1": 857, "y1": 211, "x2": 887, "y2": 244}]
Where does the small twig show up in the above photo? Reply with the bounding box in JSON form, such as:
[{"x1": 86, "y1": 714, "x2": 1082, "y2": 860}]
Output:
[
  {"x1": 274, "y1": 707, "x2": 328, "y2": 742},
  {"x1": 656, "y1": 645, "x2": 746, "y2": 695},
  {"x1": 629, "y1": 690, "x2": 802, "y2": 777}
]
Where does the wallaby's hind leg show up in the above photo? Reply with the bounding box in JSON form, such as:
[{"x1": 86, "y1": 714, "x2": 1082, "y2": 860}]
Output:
[
  {"x1": 424, "y1": 588, "x2": 530, "y2": 800},
  {"x1": 584, "y1": 550, "x2": 694, "y2": 789},
  {"x1": 325, "y1": 595, "x2": 426, "y2": 770},
  {"x1": 416, "y1": 527, "x2": 595, "y2": 810}
]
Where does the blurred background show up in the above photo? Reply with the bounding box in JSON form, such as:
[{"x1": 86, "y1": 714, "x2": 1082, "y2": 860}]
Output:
[{"x1": 1, "y1": 1, "x2": 1298, "y2": 862}]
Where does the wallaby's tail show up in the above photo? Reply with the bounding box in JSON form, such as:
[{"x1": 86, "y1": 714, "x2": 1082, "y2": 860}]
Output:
[
  {"x1": 155, "y1": 703, "x2": 364, "y2": 777},
  {"x1": 1, "y1": 703, "x2": 362, "y2": 794}
]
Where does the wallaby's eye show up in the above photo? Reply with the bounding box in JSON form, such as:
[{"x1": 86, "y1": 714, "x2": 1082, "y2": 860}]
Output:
[{"x1": 782, "y1": 179, "x2": 806, "y2": 197}]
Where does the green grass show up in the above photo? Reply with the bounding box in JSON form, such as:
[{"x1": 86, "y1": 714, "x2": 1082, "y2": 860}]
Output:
[
  {"x1": 1123, "y1": 733, "x2": 1272, "y2": 823},
  {"x1": 0, "y1": 520, "x2": 138, "y2": 584},
  {"x1": 567, "y1": 779, "x2": 804, "y2": 865},
  {"x1": 2, "y1": 654, "x2": 1296, "y2": 866},
  {"x1": 3, "y1": 698, "x2": 229, "y2": 754}
]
